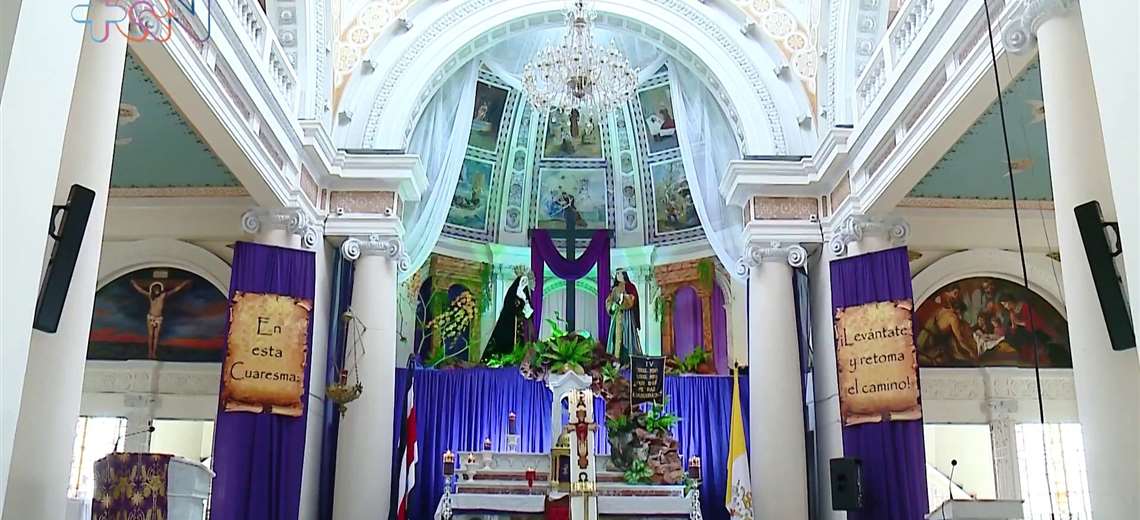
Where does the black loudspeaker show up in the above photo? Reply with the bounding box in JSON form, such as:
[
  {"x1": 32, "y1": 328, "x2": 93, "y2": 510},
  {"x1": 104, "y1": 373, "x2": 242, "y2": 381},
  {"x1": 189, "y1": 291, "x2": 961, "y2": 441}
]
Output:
[
  {"x1": 33, "y1": 184, "x2": 96, "y2": 333},
  {"x1": 830, "y1": 457, "x2": 864, "y2": 511},
  {"x1": 1074, "y1": 201, "x2": 1136, "y2": 351}
]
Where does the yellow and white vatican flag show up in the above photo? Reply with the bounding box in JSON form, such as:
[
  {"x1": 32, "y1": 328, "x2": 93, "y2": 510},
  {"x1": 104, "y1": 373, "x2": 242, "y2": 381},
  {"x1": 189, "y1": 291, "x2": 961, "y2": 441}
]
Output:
[{"x1": 725, "y1": 367, "x2": 753, "y2": 519}]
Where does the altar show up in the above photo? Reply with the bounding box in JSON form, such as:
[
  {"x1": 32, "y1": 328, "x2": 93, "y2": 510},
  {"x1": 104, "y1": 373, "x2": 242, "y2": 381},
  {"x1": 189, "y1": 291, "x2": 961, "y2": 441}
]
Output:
[{"x1": 434, "y1": 452, "x2": 692, "y2": 519}]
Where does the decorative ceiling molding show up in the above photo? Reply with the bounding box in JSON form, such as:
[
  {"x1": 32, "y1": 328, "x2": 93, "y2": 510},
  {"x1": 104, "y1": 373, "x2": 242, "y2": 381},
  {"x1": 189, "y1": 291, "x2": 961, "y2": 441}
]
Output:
[
  {"x1": 898, "y1": 197, "x2": 1054, "y2": 210},
  {"x1": 347, "y1": 0, "x2": 791, "y2": 154},
  {"x1": 109, "y1": 187, "x2": 250, "y2": 198},
  {"x1": 334, "y1": 0, "x2": 818, "y2": 117}
]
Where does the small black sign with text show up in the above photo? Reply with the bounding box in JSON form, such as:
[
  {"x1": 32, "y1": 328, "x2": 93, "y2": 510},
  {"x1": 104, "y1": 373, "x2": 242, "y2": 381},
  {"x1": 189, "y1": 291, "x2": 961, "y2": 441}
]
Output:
[{"x1": 630, "y1": 355, "x2": 665, "y2": 405}]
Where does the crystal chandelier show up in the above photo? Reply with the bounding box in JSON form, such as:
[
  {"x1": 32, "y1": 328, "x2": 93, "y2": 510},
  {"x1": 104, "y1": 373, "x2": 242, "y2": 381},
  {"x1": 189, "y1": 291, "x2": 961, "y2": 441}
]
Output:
[{"x1": 522, "y1": 0, "x2": 639, "y2": 116}]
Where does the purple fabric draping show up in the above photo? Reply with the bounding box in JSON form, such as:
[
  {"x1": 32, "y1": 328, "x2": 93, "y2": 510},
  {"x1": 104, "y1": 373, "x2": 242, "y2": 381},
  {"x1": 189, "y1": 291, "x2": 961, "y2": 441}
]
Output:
[
  {"x1": 210, "y1": 242, "x2": 315, "y2": 520},
  {"x1": 92, "y1": 453, "x2": 171, "y2": 520},
  {"x1": 530, "y1": 229, "x2": 611, "y2": 343},
  {"x1": 712, "y1": 284, "x2": 729, "y2": 375},
  {"x1": 830, "y1": 246, "x2": 928, "y2": 520},
  {"x1": 318, "y1": 252, "x2": 354, "y2": 520},
  {"x1": 392, "y1": 367, "x2": 749, "y2": 520},
  {"x1": 673, "y1": 286, "x2": 703, "y2": 359}
]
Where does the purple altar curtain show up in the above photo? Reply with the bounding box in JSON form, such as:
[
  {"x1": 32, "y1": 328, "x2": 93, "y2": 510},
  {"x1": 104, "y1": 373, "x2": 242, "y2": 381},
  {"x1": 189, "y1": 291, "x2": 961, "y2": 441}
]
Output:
[
  {"x1": 92, "y1": 453, "x2": 171, "y2": 520},
  {"x1": 830, "y1": 246, "x2": 928, "y2": 520},
  {"x1": 673, "y1": 285, "x2": 703, "y2": 359},
  {"x1": 712, "y1": 283, "x2": 729, "y2": 375},
  {"x1": 530, "y1": 229, "x2": 611, "y2": 343},
  {"x1": 210, "y1": 242, "x2": 315, "y2": 520},
  {"x1": 318, "y1": 251, "x2": 354, "y2": 520},
  {"x1": 392, "y1": 367, "x2": 749, "y2": 520}
]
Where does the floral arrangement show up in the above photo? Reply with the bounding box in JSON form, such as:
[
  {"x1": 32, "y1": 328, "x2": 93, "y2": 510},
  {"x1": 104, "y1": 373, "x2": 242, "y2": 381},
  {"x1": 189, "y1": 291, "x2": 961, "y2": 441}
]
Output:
[
  {"x1": 506, "y1": 320, "x2": 684, "y2": 484},
  {"x1": 427, "y1": 291, "x2": 476, "y2": 342}
]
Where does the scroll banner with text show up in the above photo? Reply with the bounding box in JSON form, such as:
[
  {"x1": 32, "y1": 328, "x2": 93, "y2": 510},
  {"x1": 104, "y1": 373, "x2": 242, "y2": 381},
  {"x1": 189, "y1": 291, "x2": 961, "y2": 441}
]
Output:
[
  {"x1": 211, "y1": 242, "x2": 314, "y2": 520},
  {"x1": 833, "y1": 300, "x2": 922, "y2": 426},
  {"x1": 221, "y1": 291, "x2": 312, "y2": 417},
  {"x1": 630, "y1": 355, "x2": 665, "y2": 405},
  {"x1": 830, "y1": 246, "x2": 928, "y2": 520}
]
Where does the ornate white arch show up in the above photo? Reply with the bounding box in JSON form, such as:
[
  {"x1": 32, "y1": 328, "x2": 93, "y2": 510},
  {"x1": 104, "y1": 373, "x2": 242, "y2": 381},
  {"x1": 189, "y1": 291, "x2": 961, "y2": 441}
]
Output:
[
  {"x1": 97, "y1": 239, "x2": 232, "y2": 294},
  {"x1": 911, "y1": 249, "x2": 1066, "y2": 316},
  {"x1": 341, "y1": 0, "x2": 803, "y2": 155}
]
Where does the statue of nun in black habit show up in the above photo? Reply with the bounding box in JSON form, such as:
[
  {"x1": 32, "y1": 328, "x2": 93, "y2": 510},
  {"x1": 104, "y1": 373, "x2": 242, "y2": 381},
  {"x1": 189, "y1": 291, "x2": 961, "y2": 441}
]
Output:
[{"x1": 481, "y1": 273, "x2": 536, "y2": 362}]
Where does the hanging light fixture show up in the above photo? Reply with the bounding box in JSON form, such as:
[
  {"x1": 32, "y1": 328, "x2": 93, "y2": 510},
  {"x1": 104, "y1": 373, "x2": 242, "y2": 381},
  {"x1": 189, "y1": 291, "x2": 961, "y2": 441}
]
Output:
[{"x1": 522, "y1": 0, "x2": 639, "y2": 116}]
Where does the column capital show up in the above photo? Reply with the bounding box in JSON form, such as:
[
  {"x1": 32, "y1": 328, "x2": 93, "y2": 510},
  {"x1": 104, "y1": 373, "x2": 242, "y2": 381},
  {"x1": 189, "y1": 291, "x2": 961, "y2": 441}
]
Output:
[
  {"x1": 341, "y1": 234, "x2": 410, "y2": 271},
  {"x1": 1003, "y1": 0, "x2": 1079, "y2": 54},
  {"x1": 828, "y1": 215, "x2": 909, "y2": 257},
  {"x1": 737, "y1": 241, "x2": 808, "y2": 276},
  {"x1": 241, "y1": 207, "x2": 321, "y2": 249}
]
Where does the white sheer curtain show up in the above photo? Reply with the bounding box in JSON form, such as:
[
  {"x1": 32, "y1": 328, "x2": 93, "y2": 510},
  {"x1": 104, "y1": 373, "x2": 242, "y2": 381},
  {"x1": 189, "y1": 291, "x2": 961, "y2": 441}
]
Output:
[
  {"x1": 669, "y1": 61, "x2": 745, "y2": 279},
  {"x1": 540, "y1": 287, "x2": 599, "y2": 339},
  {"x1": 402, "y1": 61, "x2": 481, "y2": 281}
]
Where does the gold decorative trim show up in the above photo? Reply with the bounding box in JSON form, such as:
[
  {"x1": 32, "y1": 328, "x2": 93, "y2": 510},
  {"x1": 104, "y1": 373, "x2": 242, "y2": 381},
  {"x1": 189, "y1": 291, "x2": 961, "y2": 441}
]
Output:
[
  {"x1": 110, "y1": 186, "x2": 249, "y2": 198},
  {"x1": 899, "y1": 197, "x2": 1055, "y2": 210}
]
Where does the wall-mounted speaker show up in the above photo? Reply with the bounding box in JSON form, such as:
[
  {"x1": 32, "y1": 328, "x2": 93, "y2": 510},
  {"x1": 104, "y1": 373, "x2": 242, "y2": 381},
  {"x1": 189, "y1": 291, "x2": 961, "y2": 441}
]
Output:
[
  {"x1": 830, "y1": 457, "x2": 864, "y2": 511},
  {"x1": 1074, "y1": 200, "x2": 1135, "y2": 351},
  {"x1": 33, "y1": 184, "x2": 95, "y2": 333}
]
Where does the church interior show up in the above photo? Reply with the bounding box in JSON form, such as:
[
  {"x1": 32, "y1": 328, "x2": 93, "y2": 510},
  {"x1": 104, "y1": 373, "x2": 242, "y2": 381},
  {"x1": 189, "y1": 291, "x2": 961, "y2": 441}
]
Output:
[{"x1": 2, "y1": 1, "x2": 1137, "y2": 519}]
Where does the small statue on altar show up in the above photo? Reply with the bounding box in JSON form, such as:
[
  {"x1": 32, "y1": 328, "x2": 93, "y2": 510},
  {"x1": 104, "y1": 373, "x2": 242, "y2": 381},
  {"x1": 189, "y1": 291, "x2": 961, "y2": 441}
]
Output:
[
  {"x1": 605, "y1": 270, "x2": 643, "y2": 364},
  {"x1": 482, "y1": 272, "x2": 535, "y2": 362}
]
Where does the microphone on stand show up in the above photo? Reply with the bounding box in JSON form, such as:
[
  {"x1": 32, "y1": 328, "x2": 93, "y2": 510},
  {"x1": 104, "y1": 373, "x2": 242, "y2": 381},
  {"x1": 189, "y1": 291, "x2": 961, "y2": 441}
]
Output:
[
  {"x1": 114, "y1": 425, "x2": 156, "y2": 452},
  {"x1": 943, "y1": 459, "x2": 959, "y2": 520}
]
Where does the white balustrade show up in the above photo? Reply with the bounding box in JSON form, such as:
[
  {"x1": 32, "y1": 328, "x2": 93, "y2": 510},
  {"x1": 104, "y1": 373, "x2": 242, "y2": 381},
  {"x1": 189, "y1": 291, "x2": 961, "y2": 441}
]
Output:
[{"x1": 222, "y1": 0, "x2": 299, "y2": 114}]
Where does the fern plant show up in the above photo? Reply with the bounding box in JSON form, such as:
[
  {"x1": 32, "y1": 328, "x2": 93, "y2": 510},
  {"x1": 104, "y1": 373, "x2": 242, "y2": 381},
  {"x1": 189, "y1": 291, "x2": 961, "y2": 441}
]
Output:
[
  {"x1": 486, "y1": 341, "x2": 532, "y2": 368},
  {"x1": 623, "y1": 459, "x2": 653, "y2": 484},
  {"x1": 644, "y1": 400, "x2": 680, "y2": 434},
  {"x1": 668, "y1": 348, "x2": 710, "y2": 374},
  {"x1": 539, "y1": 335, "x2": 594, "y2": 374}
]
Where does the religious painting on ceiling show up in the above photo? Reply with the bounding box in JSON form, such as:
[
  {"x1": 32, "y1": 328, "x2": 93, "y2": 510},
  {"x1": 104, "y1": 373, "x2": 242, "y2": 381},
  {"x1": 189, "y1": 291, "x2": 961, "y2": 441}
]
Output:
[
  {"x1": 533, "y1": 167, "x2": 609, "y2": 230},
  {"x1": 637, "y1": 84, "x2": 679, "y2": 154},
  {"x1": 542, "y1": 110, "x2": 605, "y2": 159},
  {"x1": 649, "y1": 159, "x2": 699, "y2": 233},
  {"x1": 88, "y1": 268, "x2": 227, "y2": 362},
  {"x1": 469, "y1": 81, "x2": 509, "y2": 152},
  {"x1": 914, "y1": 277, "x2": 1071, "y2": 368},
  {"x1": 446, "y1": 157, "x2": 495, "y2": 230}
]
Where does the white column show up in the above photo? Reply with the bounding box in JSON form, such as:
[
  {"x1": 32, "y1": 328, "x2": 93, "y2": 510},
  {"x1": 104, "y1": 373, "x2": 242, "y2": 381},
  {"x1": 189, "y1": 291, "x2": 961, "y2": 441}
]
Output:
[
  {"x1": 809, "y1": 245, "x2": 845, "y2": 519},
  {"x1": 2, "y1": 8, "x2": 127, "y2": 517},
  {"x1": 743, "y1": 241, "x2": 810, "y2": 520},
  {"x1": 987, "y1": 399, "x2": 1022, "y2": 501},
  {"x1": 240, "y1": 207, "x2": 320, "y2": 249},
  {"x1": 333, "y1": 234, "x2": 407, "y2": 520},
  {"x1": 1006, "y1": 4, "x2": 1140, "y2": 516},
  {"x1": 632, "y1": 265, "x2": 661, "y2": 356},
  {"x1": 0, "y1": 2, "x2": 87, "y2": 507},
  {"x1": 1077, "y1": 1, "x2": 1140, "y2": 362}
]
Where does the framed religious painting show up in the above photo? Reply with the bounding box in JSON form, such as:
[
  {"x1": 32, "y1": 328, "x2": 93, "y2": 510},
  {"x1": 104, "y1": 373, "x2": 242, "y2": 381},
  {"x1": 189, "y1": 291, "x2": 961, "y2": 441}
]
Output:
[
  {"x1": 446, "y1": 156, "x2": 496, "y2": 231},
  {"x1": 468, "y1": 81, "x2": 510, "y2": 153},
  {"x1": 532, "y1": 167, "x2": 610, "y2": 230},
  {"x1": 648, "y1": 159, "x2": 699, "y2": 233},
  {"x1": 636, "y1": 84, "x2": 680, "y2": 155},
  {"x1": 88, "y1": 267, "x2": 227, "y2": 362},
  {"x1": 542, "y1": 110, "x2": 606, "y2": 159},
  {"x1": 914, "y1": 276, "x2": 1071, "y2": 368}
]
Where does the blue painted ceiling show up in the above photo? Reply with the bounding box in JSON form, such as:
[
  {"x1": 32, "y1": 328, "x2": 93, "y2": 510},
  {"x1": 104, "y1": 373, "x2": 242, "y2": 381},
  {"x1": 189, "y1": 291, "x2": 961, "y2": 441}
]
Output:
[
  {"x1": 111, "y1": 53, "x2": 238, "y2": 189},
  {"x1": 909, "y1": 60, "x2": 1054, "y2": 201}
]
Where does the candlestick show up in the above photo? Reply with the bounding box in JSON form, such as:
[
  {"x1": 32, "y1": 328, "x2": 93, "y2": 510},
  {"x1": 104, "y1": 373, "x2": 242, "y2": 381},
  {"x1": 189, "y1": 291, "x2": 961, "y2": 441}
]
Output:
[
  {"x1": 688, "y1": 455, "x2": 701, "y2": 481},
  {"x1": 508, "y1": 411, "x2": 518, "y2": 435},
  {"x1": 442, "y1": 450, "x2": 455, "y2": 476},
  {"x1": 483, "y1": 437, "x2": 492, "y2": 451},
  {"x1": 525, "y1": 466, "x2": 536, "y2": 489}
]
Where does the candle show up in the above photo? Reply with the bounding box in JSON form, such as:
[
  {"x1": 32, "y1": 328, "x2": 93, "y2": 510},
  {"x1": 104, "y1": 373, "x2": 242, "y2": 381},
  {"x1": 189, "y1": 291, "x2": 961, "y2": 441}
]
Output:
[
  {"x1": 688, "y1": 456, "x2": 701, "y2": 480},
  {"x1": 443, "y1": 450, "x2": 455, "y2": 476},
  {"x1": 508, "y1": 411, "x2": 517, "y2": 435},
  {"x1": 339, "y1": 369, "x2": 348, "y2": 385},
  {"x1": 525, "y1": 466, "x2": 536, "y2": 489},
  {"x1": 483, "y1": 437, "x2": 492, "y2": 451}
]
